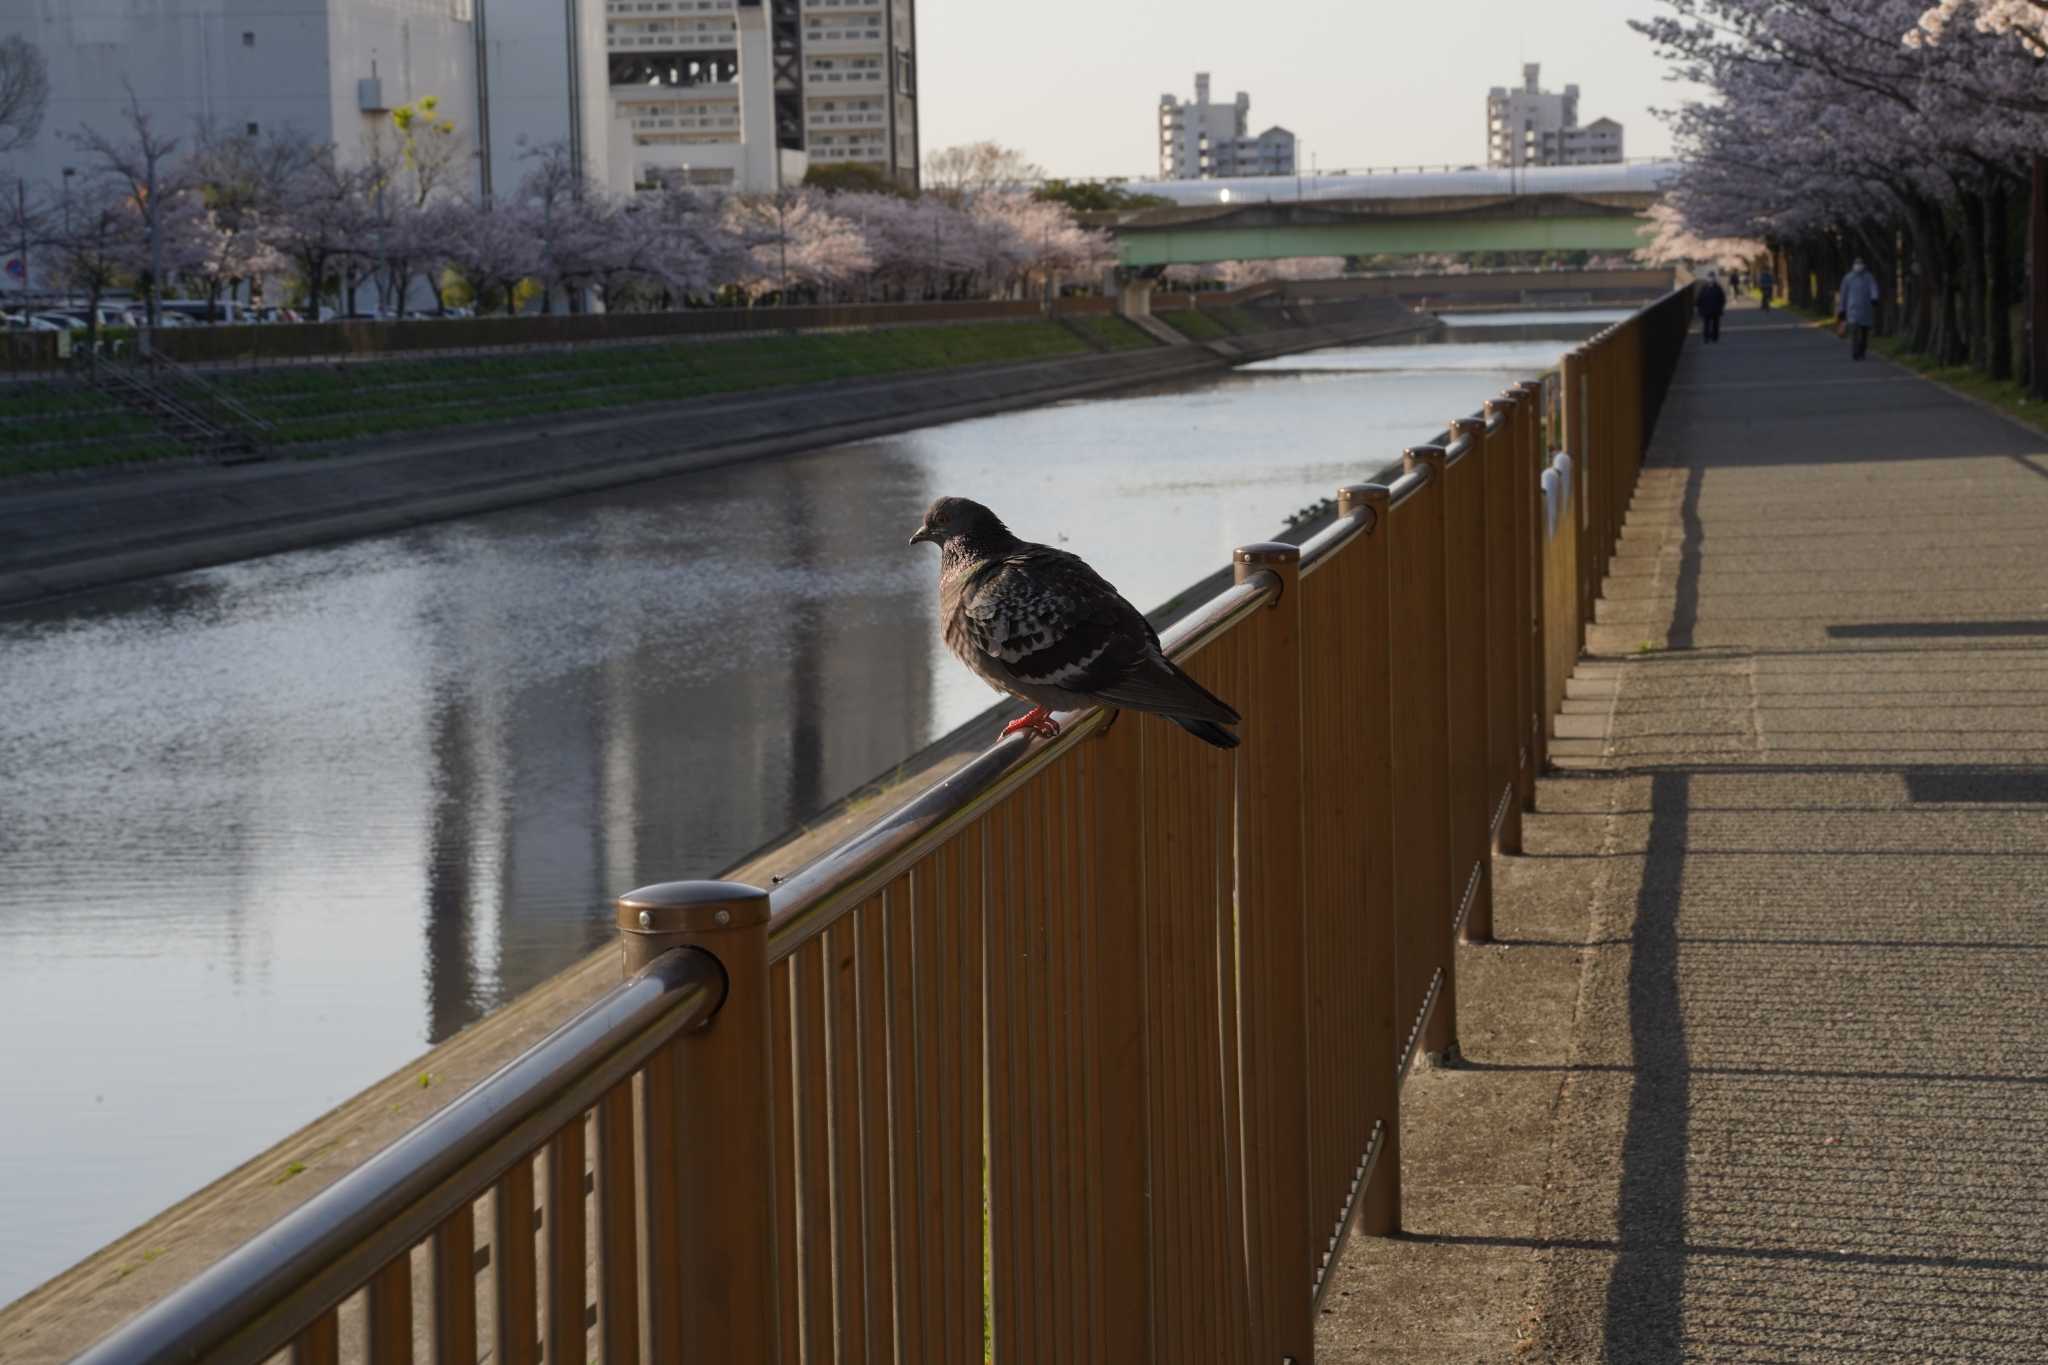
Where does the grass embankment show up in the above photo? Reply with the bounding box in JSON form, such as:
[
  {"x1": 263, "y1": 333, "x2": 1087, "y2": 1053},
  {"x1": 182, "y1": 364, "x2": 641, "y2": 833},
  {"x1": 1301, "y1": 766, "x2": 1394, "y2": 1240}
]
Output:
[{"x1": 0, "y1": 319, "x2": 1095, "y2": 477}]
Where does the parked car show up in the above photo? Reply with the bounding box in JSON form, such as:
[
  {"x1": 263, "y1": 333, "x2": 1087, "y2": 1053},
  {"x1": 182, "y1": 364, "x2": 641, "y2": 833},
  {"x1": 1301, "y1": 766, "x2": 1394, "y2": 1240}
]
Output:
[{"x1": 31, "y1": 312, "x2": 89, "y2": 331}]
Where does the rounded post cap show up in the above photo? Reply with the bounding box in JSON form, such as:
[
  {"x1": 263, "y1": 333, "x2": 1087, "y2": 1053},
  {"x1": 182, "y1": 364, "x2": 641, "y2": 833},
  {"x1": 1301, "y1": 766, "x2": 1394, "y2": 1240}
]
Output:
[
  {"x1": 1336, "y1": 482, "x2": 1388, "y2": 528},
  {"x1": 1404, "y1": 444, "x2": 1447, "y2": 472},
  {"x1": 1485, "y1": 390, "x2": 1520, "y2": 411},
  {"x1": 1232, "y1": 541, "x2": 1300, "y2": 567},
  {"x1": 1448, "y1": 416, "x2": 1484, "y2": 436},
  {"x1": 617, "y1": 879, "x2": 771, "y2": 933}
]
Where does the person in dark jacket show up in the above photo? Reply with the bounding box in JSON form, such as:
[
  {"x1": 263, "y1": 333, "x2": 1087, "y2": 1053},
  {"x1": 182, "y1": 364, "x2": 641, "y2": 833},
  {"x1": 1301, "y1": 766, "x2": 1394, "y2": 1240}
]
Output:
[
  {"x1": 1695, "y1": 272, "x2": 1728, "y2": 343},
  {"x1": 1758, "y1": 265, "x2": 1775, "y2": 310}
]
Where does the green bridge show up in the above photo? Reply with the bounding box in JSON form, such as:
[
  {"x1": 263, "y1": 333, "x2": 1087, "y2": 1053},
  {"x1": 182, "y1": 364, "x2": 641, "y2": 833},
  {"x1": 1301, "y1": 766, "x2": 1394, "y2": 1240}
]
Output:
[{"x1": 1104, "y1": 190, "x2": 1662, "y2": 267}]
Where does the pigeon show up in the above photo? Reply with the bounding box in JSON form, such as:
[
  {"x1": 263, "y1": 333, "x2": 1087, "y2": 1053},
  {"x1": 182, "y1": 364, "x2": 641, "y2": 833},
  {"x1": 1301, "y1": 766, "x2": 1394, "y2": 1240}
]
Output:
[{"x1": 909, "y1": 495, "x2": 1242, "y2": 748}]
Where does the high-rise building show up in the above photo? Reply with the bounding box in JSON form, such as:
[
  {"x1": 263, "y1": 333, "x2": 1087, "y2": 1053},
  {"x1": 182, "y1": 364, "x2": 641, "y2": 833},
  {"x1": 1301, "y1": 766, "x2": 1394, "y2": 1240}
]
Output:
[
  {"x1": 1485, "y1": 63, "x2": 1624, "y2": 169},
  {"x1": 1156, "y1": 72, "x2": 1294, "y2": 180},
  {"x1": 0, "y1": 0, "x2": 916, "y2": 204},
  {"x1": 603, "y1": 0, "x2": 919, "y2": 193}
]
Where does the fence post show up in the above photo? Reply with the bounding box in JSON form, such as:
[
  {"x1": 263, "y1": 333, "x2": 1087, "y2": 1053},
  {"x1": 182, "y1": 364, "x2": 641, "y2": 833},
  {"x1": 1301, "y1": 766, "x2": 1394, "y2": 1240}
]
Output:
[
  {"x1": 1483, "y1": 392, "x2": 1525, "y2": 861},
  {"x1": 617, "y1": 880, "x2": 780, "y2": 1365},
  {"x1": 1334, "y1": 484, "x2": 1402, "y2": 1239},
  {"x1": 1231, "y1": 541, "x2": 1315, "y2": 1363},
  {"x1": 1515, "y1": 379, "x2": 1547, "y2": 810},
  {"x1": 1560, "y1": 346, "x2": 1592, "y2": 649},
  {"x1": 1398, "y1": 446, "x2": 1459, "y2": 1065},
  {"x1": 1443, "y1": 417, "x2": 1493, "y2": 947}
]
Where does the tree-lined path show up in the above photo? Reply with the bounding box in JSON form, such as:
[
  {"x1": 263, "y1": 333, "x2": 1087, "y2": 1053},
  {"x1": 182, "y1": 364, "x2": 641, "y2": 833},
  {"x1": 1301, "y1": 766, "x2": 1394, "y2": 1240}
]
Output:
[{"x1": 1321, "y1": 306, "x2": 2048, "y2": 1362}]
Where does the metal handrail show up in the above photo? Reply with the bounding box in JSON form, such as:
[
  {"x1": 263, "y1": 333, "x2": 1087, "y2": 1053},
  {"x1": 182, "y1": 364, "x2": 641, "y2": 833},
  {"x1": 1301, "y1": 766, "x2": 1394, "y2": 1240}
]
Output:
[
  {"x1": 73, "y1": 949, "x2": 723, "y2": 1365},
  {"x1": 764, "y1": 572, "x2": 1277, "y2": 963},
  {"x1": 1387, "y1": 464, "x2": 1432, "y2": 508}
]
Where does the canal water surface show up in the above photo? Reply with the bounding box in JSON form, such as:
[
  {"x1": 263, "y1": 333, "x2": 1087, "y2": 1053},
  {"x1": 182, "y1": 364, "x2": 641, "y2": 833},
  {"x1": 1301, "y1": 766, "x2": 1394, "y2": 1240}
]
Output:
[{"x1": 0, "y1": 312, "x2": 1621, "y2": 1304}]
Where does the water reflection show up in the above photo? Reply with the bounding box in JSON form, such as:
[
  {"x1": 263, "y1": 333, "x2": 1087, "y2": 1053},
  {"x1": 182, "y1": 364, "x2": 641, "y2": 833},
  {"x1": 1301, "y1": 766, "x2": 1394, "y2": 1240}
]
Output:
[{"x1": 0, "y1": 325, "x2": 1579, "y2": 1304}]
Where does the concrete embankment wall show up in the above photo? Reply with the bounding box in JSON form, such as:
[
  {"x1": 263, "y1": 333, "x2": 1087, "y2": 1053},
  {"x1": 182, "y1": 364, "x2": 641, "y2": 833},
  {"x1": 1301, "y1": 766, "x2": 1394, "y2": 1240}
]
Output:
[{"x1": 0, "y1": 315, "x2": 1419, "y2": 609}]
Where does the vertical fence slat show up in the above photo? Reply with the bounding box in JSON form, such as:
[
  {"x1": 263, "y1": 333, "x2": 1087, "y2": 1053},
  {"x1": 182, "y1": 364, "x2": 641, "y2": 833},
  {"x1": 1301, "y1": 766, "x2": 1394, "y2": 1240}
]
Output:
[
  {"x1": 929, "y1": 840, "x2": 967, "y2": 1365},
  {"x1": 825, "y1": 915, "x2": 868, "y2": 1365},
  {"x1": 595, "y1": 1082, "x2": 639, "y2": 1365},
  {"x1": 1053, "y1": 757, "x2": 1096, "y2": 1364},
  {"x1": 950, "y1": 832, "x2": 988, "y2": 1365},
  {"x1": 1340, "y1": 484, "x2": 1403, "y2": 1238},
  {"x1": 1086, "y1": 710, "x2": 1152, "y2": 1364},
  {"x1": 794, "y1": 938, "x2": 834, "y2": 1364},
  {"x1": 637, "y1": 1043, "x2": 683, "y2": 1365},
  {"x1": 770, "y1": 960, "x2": 802, "y2": 1360},
  {"x1": 856, "y1": 889, "x2": 898, "y2": 1364},
  {"x1": 1483, "y1": 400, "x2": 1524, "y2": 863},
  {"x1": 1231, "y1": 544, "x2": 1313, "y2": 1360},
  {"x1": 985, "y1": 796, "x2": 1027, "y2": 1365},
  {"x1": 543, "y1": 1118, "x2": 587, "y2": 1365},
  {"x1": 432, "y1": 1203, "x2": 479, "y2": 1365},
  {"x1": 1445, "y1": 419, "x2": 1494, "y2": 948},
  {"x1": 366, "y1": 1254, "x2": 414, "y2": 1365},
  {"x1": 909, "y1": 852, "x2": 950, "y2": 1363},
  {"x1": 291, "y1": 1309, "x2": 340, "y2": 1365},
  {"x1": 494, "y1": 1157, "x2": 539, "y2": 1365},
  {"x1": 1392, "y1": 448, "x2": 1458, "y2": 1064},
  {"x1": 884, "y1": 870, "x2": 929, "y2": 1365}
]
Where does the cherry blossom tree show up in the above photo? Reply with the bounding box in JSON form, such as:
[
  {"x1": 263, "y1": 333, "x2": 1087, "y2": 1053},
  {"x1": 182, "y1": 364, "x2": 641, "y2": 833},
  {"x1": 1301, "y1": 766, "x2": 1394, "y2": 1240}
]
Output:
[
  {"x1": 41, "y1": 175, "x2": 142, "y2": 346},
  {"x1": 724, "y1": 189, "x2": 872, "y2": 301},
  {"x1": 439, "y1": 197, "x2": 541, "y2": 316},
  {"x1": 1636, "y1": 0, "x2": 2047, "y2": 379},
  {"x1": 68, "y1": 86, "x2": 196, "y2": 337}
]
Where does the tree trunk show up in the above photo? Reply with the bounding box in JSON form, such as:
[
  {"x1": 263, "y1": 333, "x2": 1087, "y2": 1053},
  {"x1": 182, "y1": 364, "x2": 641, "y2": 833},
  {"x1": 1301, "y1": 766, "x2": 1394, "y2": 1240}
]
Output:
[
  {"x1": 1987, "y1": 177, "x2": 2014, "y2": 381},
  {"x1": 1959, "y1": 191, "x2": 1988, "y2": 372},
  {"x1": 2031, "y1": 155, "x2": 2048, "y2": 398}
]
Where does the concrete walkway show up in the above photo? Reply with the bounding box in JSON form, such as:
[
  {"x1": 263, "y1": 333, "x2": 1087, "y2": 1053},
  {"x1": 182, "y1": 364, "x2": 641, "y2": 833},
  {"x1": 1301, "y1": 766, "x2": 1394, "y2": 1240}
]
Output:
[{"x1": 1320, "y1": 306, "x2": 2048, "y2": 1361}]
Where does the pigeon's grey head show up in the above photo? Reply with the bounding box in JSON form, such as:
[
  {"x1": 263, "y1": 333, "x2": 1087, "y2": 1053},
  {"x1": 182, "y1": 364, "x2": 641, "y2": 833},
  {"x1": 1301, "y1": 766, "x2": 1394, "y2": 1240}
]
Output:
[{"x1": 909, "y1": 496, "x2": 1010, "y2": 550}]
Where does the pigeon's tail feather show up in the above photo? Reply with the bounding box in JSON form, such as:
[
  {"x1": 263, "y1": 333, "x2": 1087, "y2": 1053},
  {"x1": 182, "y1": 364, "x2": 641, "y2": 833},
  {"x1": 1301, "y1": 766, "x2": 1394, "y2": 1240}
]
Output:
[
  {"x1": 1174, "y1": 716, "x2": 1241, "y2": 749},
  {"x1": 1097, "y1": 657, "x2": 1242, "y2": 726}
]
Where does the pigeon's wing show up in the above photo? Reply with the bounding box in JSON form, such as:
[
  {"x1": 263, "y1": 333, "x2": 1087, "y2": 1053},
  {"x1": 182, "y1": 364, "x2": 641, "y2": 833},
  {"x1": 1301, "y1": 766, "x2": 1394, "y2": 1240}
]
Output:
[
  {"x1": 957, "y1": 545, "x2": 1156, "y2": 696},
  {"x1": 960, "y1": 546, "x2": 1238, "y2": 725}
]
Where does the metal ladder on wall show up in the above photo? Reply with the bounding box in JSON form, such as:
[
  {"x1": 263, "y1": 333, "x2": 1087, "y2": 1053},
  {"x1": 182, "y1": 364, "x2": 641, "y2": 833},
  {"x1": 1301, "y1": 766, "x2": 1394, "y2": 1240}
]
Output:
[{"x1": 85, "y1": 350, "x2": 275, "y2": 461}]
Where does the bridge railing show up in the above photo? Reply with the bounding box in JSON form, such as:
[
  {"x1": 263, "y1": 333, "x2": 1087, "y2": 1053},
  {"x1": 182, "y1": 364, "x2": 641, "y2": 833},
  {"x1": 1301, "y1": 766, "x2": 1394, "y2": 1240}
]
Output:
[{"x1": 75, "y1": 286, "x2": 1694, "y2": 1365}]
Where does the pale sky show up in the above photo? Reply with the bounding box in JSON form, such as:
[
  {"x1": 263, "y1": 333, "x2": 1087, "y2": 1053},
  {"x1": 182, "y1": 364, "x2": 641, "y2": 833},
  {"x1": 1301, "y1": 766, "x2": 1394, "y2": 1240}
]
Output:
[{"x1": 917, "y1": 0, "x2": 1705, "y2": 180}]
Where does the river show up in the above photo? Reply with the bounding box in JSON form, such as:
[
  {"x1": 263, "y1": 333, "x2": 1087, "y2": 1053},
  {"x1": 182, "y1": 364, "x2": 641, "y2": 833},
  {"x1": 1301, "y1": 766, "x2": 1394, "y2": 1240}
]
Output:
[{"x1": 0, "y1": 311, "x2": 1621, "y2": 1305}]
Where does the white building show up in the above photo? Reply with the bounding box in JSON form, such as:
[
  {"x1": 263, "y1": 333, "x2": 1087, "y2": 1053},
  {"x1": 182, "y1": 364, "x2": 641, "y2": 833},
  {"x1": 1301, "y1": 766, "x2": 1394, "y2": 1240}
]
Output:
[
  {"x1": 0, "y1": 0, "x2": 916, "y2": 204},
  {"x1": 603, "y1": 0, "x2": 918, "y2": 193},
  {"x1": 1485, "y1": 64, "x2": 1623, "y2": 169},
  {"x1": 1157, "y1": 72, "x2": 1294, "y2": 181}
]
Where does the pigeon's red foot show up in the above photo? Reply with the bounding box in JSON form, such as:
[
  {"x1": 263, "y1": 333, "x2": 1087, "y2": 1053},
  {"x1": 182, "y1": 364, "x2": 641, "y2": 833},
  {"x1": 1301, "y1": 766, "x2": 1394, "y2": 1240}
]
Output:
[{"x1": 999, "y1": 707, "x2": 1061, "y2": 741}]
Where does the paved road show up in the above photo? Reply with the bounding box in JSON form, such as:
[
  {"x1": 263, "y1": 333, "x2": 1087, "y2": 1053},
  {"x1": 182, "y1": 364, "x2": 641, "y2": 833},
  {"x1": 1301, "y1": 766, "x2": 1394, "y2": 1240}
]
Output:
[
  {"x1": 1538, "y1": 309, "x2": 2048, "y2": 1361},
  {"x1": 1318, "y1": 306, "x2": 2048, "y2": 1362}
]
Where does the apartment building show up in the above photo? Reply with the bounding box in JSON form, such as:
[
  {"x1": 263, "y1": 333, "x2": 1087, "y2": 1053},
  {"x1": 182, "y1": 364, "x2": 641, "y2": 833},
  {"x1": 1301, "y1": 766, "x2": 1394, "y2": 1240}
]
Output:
[
  {"x1": 1485, "y1": 63, "x2": 1625, "y2": 169},
  {"x1": 1156, "y1": 71, "x2": 1295, "y2": 180}
]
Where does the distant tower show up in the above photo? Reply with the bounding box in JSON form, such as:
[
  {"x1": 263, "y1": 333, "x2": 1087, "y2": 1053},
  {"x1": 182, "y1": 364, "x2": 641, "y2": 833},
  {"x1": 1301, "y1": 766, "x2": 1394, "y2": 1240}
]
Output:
[
  {"x1": 1156, "y1": 70, "x2": 1294, "y2": 180},
  {"x1": 1486, "y1": 61, "x2": 1623, "y2": 168}
]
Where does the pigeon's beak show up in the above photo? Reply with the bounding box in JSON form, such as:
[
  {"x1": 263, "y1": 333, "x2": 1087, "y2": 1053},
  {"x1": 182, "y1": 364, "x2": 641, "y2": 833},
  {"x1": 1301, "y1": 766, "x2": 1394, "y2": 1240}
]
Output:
[{"x1": 909, "y1": 524, "x2": 935, "y2": 546}]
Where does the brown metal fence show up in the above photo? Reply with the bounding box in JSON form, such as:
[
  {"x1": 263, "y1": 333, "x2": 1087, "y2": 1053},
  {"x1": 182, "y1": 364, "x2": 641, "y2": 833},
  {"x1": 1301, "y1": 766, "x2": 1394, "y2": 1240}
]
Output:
[{"x1": 73, "y1": 285, "x2": 1693, "y2": 1365}]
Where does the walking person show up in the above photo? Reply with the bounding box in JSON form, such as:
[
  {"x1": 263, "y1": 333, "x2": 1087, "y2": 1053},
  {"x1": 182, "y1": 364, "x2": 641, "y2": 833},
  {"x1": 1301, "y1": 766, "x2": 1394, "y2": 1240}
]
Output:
[
  {"x1": 1729, "y1": 267, "x2": 1743, "y2": 296},
  {"x1": 1836, "y1": 258, "x2": 1881, "y2": 361},
  {"x1": 1695, "y1": 271, "x2": 1727, "y2": 343},
  {"x1": 1758, "y1": 264, "x2": 1775, "y2": 311}
]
